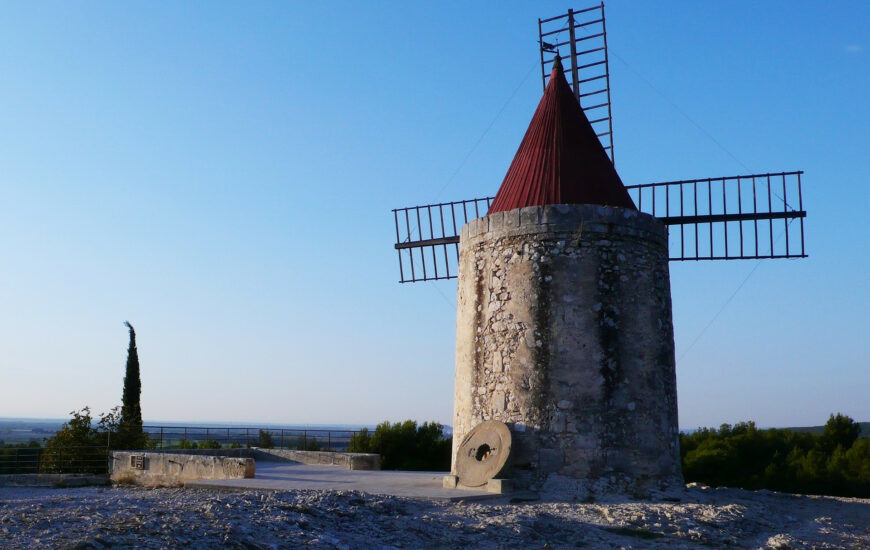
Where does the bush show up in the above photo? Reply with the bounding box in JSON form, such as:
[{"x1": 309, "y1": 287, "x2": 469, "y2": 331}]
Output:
[
  {"x1": 42, "y1": 408, "x2": 111, "y2": 474},
  {"x1": 352, "y1": 420, "x2": 452, "y2": 471},
  {"x1": 0, "y1": 442, "x2": 44, "y2": 474},
  {"x1": 293, "y1": 435, "x2": 320, "y2": 451},
  {"x1": 349, "y1": 428, "x2": 371, "y2": 453},
  {"x1": 254, "y1": 430, "x2": 274, "y2": 449}
]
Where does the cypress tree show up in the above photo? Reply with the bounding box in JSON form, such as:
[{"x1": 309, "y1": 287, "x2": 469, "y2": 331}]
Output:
[{"x1": 119, "y1": 321, "x2": 143, "y2": 447}]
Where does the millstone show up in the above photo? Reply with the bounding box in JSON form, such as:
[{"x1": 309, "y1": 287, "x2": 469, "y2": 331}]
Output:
[{"x1": 455, "y1": 420, "x2": 511, "y2": 487}]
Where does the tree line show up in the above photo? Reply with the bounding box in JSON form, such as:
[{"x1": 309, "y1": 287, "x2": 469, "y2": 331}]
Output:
[{"x1": 681, "y1": 413, "x2": 870, "y2": 498}]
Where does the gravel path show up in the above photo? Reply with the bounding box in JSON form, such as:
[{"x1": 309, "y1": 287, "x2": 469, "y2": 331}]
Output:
[{"x1": 1, "y1": 484, "x2": 869, "y2": 548}]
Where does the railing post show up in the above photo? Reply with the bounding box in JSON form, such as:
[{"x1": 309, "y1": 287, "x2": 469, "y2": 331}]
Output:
[
  {"x1": 328, "y1": 431, "x2": 331, "y2": 450},
  {"x1": 281, "y1": 429, "x2": 285, "y2": 449},
  {"x1": 303, "y1": 430, "x2": 307, "y2": 450}
]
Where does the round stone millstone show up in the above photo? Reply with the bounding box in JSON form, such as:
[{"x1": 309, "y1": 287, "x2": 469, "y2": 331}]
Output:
[{"x1": 455, "y1": 420, "x2": 512, "y2": 487}]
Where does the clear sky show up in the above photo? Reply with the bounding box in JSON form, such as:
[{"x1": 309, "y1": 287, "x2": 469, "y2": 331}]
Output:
[{"x1": 1, "y1": 1, "x2": 867, "y2": 430}]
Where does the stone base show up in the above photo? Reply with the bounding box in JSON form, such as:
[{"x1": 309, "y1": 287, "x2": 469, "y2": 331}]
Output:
[
  {"x1": 442, "y1": 475, "x2": 513, "y2": 494},
  {"x1": 536, "y1": 472, "x2": 684, "y2": 501},
  {"x1": 451, "y1": 204, "x2": 681, "y2": 489}
]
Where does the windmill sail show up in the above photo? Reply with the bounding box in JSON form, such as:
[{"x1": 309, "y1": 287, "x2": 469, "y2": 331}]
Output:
[
  {"x1": 630, "y1": 171, "x2": 806, "y2": 261},
  {"x1": 393, "y1": 171, "x2": 806, "y2": 282},
  {"x1": 392, "y1": 5, "x2": 807, "y2": 283},
  {"x1": 539, "y1": 4, "x2": 615, "y2": 163}
]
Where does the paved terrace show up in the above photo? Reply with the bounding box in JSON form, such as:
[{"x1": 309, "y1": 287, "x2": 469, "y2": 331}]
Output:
[{"x1": 185, "y1": 461, "x2": 496, "y2": 502}]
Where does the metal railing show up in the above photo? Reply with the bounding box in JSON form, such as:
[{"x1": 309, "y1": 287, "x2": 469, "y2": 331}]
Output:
[
  {"x1": 0, "y1": 426, "x2": 366, "y2": 475},
  {"x1": 142, "y1": 425, "x2": 361, "y2": 452},
  {"x1": 0, "y1": 445, "x2": 110, "y2": 475}
]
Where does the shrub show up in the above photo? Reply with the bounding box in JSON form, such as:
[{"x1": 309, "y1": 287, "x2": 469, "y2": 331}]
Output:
[
  {"x1": 254, "y1": 430, "x2": 275, "y2": 449},
  {"x1": 42, "y1": 408, "x2": 109, "y2": 474},
  {"x1": 294, "y1": 435, "x2": 320, "y2": 451},
  {"x1": 349, "y1": 428, "x2": 371, "y2": 453},
  {"x1": 359, "y1": 420, "x2": 452, "y2": 471},
  {"x1": 0, "y1": 442, "x2": 44, "y2": 474}
]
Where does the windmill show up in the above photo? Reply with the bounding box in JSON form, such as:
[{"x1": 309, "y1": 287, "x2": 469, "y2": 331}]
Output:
[
  {"x1": 393, "y1": 4, "x2": 806, "y2": 282},
  {"x1": 390, "y1": 5, "x2": 808, "y2": 494}
]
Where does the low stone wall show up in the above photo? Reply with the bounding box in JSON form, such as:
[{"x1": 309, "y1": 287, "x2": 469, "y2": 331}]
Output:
[
  {"x1": 142, "y1": 448, "x2": 255, "y2": 459},
  {"x1": 110, "y1": 451, "x2": 255, "y2": 487},
  {"x1": 253, "y1": 448, "x2": 380, "y2": 470},
  {"x1": 0, "y1": 473, "x2": 110, "y2": 488}
]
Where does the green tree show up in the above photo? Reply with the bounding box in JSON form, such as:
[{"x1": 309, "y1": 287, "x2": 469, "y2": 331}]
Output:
[
  {"x1": 681, "y1": 413, "x2": 870, "y2": 498},
  {"x1": 42, "y1": 408, "x2": 107, "y2": 473},
  {"x1": 294, "y1": 435, "x2": 320, "y2": 451},
  {"x1": 364, "y1": 420, "x2": 452, "y2": 471},
  {"x1": 118, "y1": 321, "x2": 147, "y2": 449},
  {"x1": 844, "y1": 439, "x2": 870, "y2": 484},
  {"x1": 348, "y1": 428, "x2": 371, "y2": 453},
  {"x1": 819, "y1": 413, "x2": 861, "y2": 454},
  {"x1": 254, "y1": 429, "x2": 274, "y2": 448},
  {"x1": 1, "y1": 441, "x2": 44, "y2": 474}
]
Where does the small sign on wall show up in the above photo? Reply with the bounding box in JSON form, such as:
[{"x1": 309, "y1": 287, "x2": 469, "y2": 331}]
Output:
[{"x1": 131, "y1": 455, "x2": 145, "y2": 470}]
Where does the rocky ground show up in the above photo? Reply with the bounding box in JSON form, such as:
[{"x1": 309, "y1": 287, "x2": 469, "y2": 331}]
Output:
[{"x1": 1, "y1": 483, "x2": 869, "y2": 549}]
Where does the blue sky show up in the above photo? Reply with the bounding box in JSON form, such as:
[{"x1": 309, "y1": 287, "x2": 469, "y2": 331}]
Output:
[{"x1": 1, "y1": 1, "x2": 867, "y2": 429}]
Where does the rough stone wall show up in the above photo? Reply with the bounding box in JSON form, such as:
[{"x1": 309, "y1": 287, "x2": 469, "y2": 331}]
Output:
[
  {"x1": 452, "y1": 204, "x2": 681, "y2": 493},
  {"x1": 110, "y1": 451, "x2": 255, "y2": 486}
]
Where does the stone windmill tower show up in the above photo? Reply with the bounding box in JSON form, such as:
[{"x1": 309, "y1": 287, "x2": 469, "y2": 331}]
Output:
[
  {"x1": 451, "y1": 55, "x2": 679, "y2": 493},
  {"x1": 391, "y1": 5, "x2": 807, "y2": 494}
]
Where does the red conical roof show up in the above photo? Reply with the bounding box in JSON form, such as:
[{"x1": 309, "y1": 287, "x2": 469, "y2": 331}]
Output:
[{"x1": 487, "y1": 56, "x2": 636, "y2": 214}]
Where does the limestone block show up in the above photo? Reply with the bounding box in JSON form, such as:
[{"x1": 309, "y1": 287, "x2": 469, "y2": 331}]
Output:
[
  {"x1": 485, "y1": 478, "x2": 513, "y2": 494},
  {"x1": 492, "y1": 391, "x2": 506, "y2": 412},
  {"x1": 520, "y1": 206, "x2": 541, "y2": 226},
  {"x1": 492, "y1": 353, "x2": 503, "y2": 373},
  {"x1": 442, "y1": 474, "x2": 459, "y2": 489}
]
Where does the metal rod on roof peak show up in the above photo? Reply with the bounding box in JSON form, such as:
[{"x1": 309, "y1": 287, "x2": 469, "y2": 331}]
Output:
[{"x1": 567, "y1": 9, "x2": 581, "y2": 100}]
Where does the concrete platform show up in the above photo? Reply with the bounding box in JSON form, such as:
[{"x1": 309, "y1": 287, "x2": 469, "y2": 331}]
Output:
[{"x1": 185, "y1": 461, "x2": 496, "y2": 502}]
